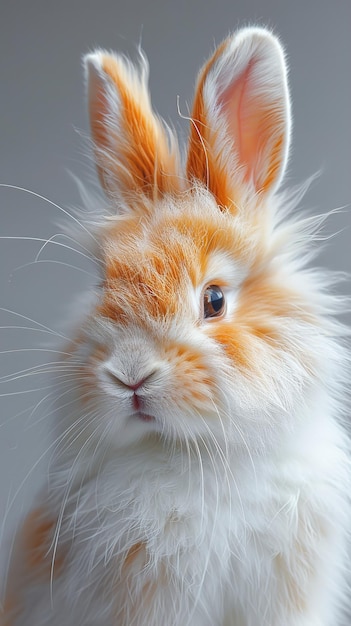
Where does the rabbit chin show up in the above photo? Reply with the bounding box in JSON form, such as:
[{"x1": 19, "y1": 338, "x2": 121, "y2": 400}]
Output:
[{"x1": 102, "y1": 406, "x2": 220, "y2": 450}]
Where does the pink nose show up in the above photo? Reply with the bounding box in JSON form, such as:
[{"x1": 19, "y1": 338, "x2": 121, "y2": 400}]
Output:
[{"x1": 127, "y1": 378, "x2": 147, "y2": 392}]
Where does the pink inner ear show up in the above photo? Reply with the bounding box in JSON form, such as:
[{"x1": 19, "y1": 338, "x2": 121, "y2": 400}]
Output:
[{"x1": 218, "y1": 60, "x2": 285, "y2": 194}]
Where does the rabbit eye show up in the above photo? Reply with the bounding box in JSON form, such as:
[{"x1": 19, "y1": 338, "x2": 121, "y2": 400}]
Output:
[{"x1": 203, "y1": 285, "x2": 225, "y2": 319}]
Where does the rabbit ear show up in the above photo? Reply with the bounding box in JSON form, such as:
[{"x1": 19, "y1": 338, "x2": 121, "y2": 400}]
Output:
[
  {"x1": 186, "y1": 28, "x2": 291, "y2": 207},
  {"x1": 84, "y1": 50, "x2": 180, "y2": 206}
]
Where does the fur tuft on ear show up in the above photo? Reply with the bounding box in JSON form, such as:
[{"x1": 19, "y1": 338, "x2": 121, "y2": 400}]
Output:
[
  {"x1": 84, "y1": 50, "x2": 181, "y2": 208},
  {"x1": 186, "y1": 27, "x2": 291, "y2": 208}
]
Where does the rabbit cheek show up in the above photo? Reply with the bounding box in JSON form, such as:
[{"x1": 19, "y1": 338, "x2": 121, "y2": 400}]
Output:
[
  {"x1": 205, "y1": 323, "x2": 252, "y2": 372},
  {"x1": 166, "y1": 344, "x2": 216, "y2": 415}
]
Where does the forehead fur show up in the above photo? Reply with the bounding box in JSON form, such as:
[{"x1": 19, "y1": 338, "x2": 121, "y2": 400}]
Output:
[
  {"x1": 97, "y1": 187, "x2": 264, "y2": 321},
  {"x1": 103, "y1": 186, "x2": 263, "y2": 262}
]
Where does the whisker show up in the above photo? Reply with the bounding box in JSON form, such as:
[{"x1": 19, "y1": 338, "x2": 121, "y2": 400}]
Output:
[
  {"x1": 48, "y1": 414, "x2": 107, "y2": 598},
  {"x1": 0, "y1": 401, "x2": 44, "y2": 431},
  {"x1": 0, "y1": 325, "x2": 67, "y2": 338},
  {"x1": 0, "y1": 308, "x2": 69, "y2": 340},
  {"x1": 1, "y1": 387, "x2": 99, "y2": 542},
  {"x1": 198, "y1": 412, "x2": 247, "y2": 547},
  {"x1": 184, "y1": 431, "x2": 221, "y2": 626},
  {"x1": 0, "y1": 183, "x2": 100, "y2": 246},
  {"x1": 0, "y1": 386, "x2": 58, "y2": 398},
  {"x1": 11, "y1": 258, "x2": 97, "y2": 278},
  {"x1": 29, "y1": 381, "x2": 92, "y2": 432},
  {"x1": 0, "y1": 348, "x2": 76, "y2": 356},
  {"x1": 22, "y1": 387, "x2": 67, "y2": 431},
  {"x1": 70, "y1": 418, "x2": 112, "y2": 541},
  {"x1": 216, "y1": 374, "x2": 258, "y2": 488},
  {"x1": 0, "y1": 236, "x2": 99, "y2": 266},
  {"x1": 0, "y1": 362, "x2": 83, "y2": 384},
  {"x1": 34, "y1": 233, "x2": 100, "y2": 264}
]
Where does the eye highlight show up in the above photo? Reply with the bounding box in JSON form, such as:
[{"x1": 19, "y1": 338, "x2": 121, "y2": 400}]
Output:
[{"x1": 203, "y1": 285, "x2": 226, "y2": 319}]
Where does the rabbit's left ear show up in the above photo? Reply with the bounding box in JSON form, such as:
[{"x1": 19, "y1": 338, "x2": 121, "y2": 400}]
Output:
[
  {"x1": 186, "y1": 28, "x2": 291, "y2": 206},
  {"x1": 84, "y1": 50, "x2": 180, "y2": 205}
]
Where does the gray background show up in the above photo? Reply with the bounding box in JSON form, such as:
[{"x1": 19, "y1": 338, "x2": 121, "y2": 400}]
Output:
[{"x1": 0, "y1": 0, "x2": 350, "y2": 554}]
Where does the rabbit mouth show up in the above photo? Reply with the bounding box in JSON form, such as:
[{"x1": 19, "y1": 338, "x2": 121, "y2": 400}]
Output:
[{"x1": 133, "y1": 411, "x2": 156, "y2": 423}]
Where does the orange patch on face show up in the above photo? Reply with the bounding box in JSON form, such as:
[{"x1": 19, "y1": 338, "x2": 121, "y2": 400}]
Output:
[
  {"x1": 90, "y1": 344, "x2": 108, "y2": 362},
  {"x1": 207, "y1": 323, "x2": 252, "y2": 371},
  {"x1": 237, "y1": 270, "x2": 316, "y2": 361},
  {"x1": 204, "y1": 264, "x2": 317, "y2": 379},
  {"x1": 99, "y1": 273, "x2": 179, "y2": 323},
  {"x1": 167, "y1": 341, "x2": 215, "y2": 406},
  {"x1": 98, "y1": 243, "x2": 186, "y2": 323},
  {"x1": 97, "y1": 203, "x2": 254, "y2": 326},
  {"x1": 163, "y1": 210, "x2": 251, "y2": 276}
]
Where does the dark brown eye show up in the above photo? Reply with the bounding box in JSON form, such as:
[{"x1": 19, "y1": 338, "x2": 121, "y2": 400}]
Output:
[{"x1": 203, "y1": 285, "x2": 225, "y2": 319}]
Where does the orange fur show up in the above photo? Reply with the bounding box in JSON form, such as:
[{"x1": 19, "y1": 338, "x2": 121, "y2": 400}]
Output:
[
  {"x1": 186, "y1": 39, "x2": 242, "y2": 208},
  {"x1": 116, "y1": 543, "x2": 169, "y2": 624},
  {"x1": 89, "y1": 53, "x2": 181, "y2": 201},
  {"x1": 0, "y1": 509, "x2": 65, "y2": 626},
  {"x1": 122, "y1": 541, "x2": 147, "y2": 573},
  {"x1": 186, "y1": 33, "x2": 288, "y2": 201},
  {"x1": 22, "y1": 508, "x2": 65, "y2": 579},
  {"x1": 97, "y1": 201, "x2": 256, "y2": 326}
]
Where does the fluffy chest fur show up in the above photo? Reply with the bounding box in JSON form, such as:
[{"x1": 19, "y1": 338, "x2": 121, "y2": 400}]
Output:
[{"x1": 12, "y1": 408, "x2": 349, "y2": 626}]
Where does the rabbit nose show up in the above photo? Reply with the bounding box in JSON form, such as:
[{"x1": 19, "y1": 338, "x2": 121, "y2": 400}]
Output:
[
  {"x1": 126, "y1": 378, "x2": 148, "y2": 392},
  {"x1": 105, "y1": 366, "x2": 157, "y2": 392}
]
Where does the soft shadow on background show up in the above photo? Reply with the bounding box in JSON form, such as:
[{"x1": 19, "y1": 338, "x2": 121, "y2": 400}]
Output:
[{"x1": 1, "y1": 0, "x2": 350, "y2": 541}]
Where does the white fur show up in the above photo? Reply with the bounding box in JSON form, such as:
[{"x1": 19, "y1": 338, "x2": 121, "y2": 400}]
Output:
[{"x1": 2, "y1": 27, "x2": 350, "y2": 626}]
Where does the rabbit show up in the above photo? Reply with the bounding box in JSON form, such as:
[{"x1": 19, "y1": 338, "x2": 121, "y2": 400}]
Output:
[{"x1": 1, "y1": 25, "x2": 350, "y2": 626}]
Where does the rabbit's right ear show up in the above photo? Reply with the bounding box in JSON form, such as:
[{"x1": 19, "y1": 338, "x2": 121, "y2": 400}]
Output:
[
  {"x1": 84, "y1": 50, "x2": 181, "y2": 207},
  {"x1": 186, "y1": 28, "x2": 291, "y2": 208}
]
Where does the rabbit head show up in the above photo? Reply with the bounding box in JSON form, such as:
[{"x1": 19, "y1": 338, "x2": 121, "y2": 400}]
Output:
[{"x1": 62, "y1": 28, "x2": 331, "y2": 456}]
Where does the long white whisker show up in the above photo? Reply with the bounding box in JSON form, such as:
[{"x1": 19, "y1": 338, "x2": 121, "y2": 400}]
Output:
[
  {"x1": 184, "y1": 431, "x2": 221, "y2": 626},
  {"x1": 34, "y1": 233, "x2": 100, "y2": 264},
  {"x1": 0, "y1": 385, "x2": 60, "y2": 398},
  {"x1": 217, "y1": 374, "x2": 258, "y2": 489},
  {"x1": 0, "y1": 363, "x2": 83, "y2": 384},
  {"x1": 0, "y1": 308, "x2": 68, "y2": 340},
  {"x1": 0, "y1": 183, "x2": 100, "y2": 246},
  {"x1": 0, "y1": 236, "x2": 99, "y2": 266},
  {"x1": 0, "y1": 348, "x2": 76, "y2": 356},
  {"x1": 0, "y1": 325, "x2": 66, "y2": 338},
  {"x1": 0, "y1": 416, "x2": 84, "y2": 544},
  {"x1": 48, "y1": 412, "x2": 107, "y2": 599},
  {"x1": 11, "y1": 258, "x2": 97, "y2": 278},
  {"x1": 197, "y1": 412, "x2": 247, "y2": 550}
]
